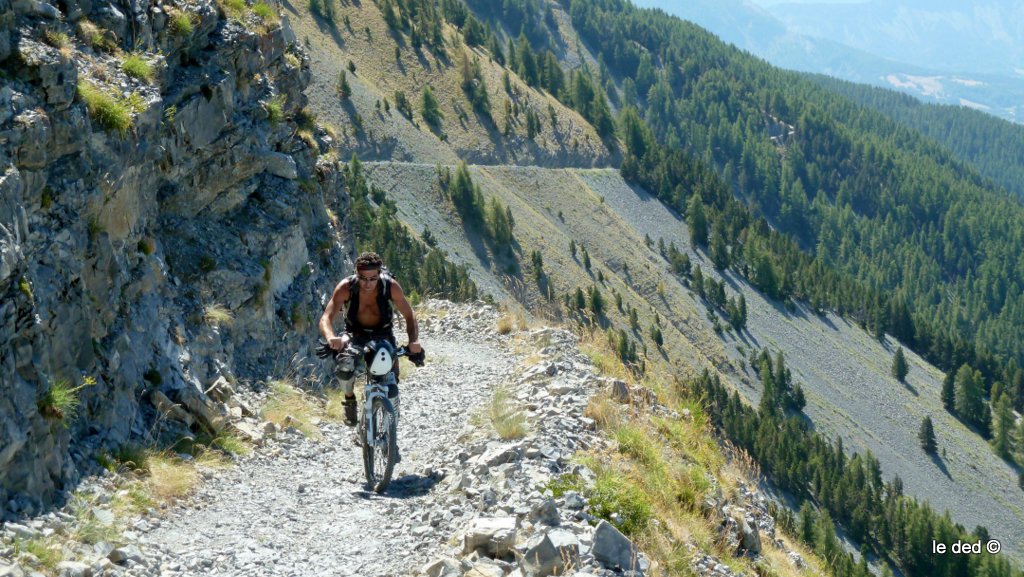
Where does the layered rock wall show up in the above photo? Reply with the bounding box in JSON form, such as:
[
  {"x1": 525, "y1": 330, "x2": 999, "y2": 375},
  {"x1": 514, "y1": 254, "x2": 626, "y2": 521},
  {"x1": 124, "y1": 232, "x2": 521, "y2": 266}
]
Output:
[{"x1": 0, "y1": 0, "x2": 349, "y2": 514}]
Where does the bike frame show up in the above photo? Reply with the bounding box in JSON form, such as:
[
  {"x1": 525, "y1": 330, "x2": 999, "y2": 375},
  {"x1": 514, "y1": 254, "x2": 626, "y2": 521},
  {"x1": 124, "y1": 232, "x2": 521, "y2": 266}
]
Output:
[
  {"x1": 362, "y1": 372, "x2": 395, "y2": 446},
  {"x1": 356, "y1": 344, "x2": 407, "y2": 446}
]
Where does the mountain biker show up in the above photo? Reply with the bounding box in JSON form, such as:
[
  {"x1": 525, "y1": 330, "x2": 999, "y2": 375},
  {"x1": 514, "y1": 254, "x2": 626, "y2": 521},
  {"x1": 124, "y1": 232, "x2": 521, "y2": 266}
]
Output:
[{"x1": 319, "y1": 251, "x2": 425, "y2": 426}]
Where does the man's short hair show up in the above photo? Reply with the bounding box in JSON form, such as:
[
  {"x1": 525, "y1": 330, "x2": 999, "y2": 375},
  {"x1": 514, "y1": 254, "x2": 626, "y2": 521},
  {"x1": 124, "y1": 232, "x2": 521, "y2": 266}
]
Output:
[{"x1": 356, "y1": 251, "x2": 383, "y2": 270}]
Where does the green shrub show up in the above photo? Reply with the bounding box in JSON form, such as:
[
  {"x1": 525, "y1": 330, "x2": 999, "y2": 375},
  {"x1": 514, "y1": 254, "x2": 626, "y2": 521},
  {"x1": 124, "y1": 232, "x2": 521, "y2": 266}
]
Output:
[
  {"x1": 137, "y1": 237, "x2": 156, "y2": 255},
  {"x1": 544, "y1": 473, "x2": 584, "y2": 498},
  {"x1": 170, "y1": 12, "x2": 193, "y2": 37},
  {"x1": 18, "y1": 277, "x2": 33, "y2": 301},
  {"x1": 252, "y1": 1, "x2": 276, "y2": 21},
  {"x1": 43, "y1": 30, "x2": 70, "y2": 49},
  {"x1": 143, "y1": 369, "x2": 162, "y2": 385},
  {"x1": 78, "y1": 82, "x2": 132, "y2": 134},
  {"x1": 121, "y1": 53, "x2": 154, "y2": 82},
  {"x1": 588, "y1": 473, "x2": 653, "y2": 537},
  {"x1": 220, "y1": 0, "x2": 245, "y2": 19},
  {"x1": 266, "y1": 94, "x2": 286, "y2": 125}
]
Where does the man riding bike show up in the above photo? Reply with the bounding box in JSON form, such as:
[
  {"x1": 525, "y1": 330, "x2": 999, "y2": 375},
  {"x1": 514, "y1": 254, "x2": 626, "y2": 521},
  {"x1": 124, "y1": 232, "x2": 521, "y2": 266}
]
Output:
[{"x1": 319, "y1": 251, "x2": 425, "y2": 426}]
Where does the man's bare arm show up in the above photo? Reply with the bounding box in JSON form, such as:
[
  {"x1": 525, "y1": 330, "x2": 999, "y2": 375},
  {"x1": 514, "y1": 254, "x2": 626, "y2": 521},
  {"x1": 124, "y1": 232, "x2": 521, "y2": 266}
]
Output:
[{"x1": 320, "y1": 280, "x2": 351, "y2": 349}]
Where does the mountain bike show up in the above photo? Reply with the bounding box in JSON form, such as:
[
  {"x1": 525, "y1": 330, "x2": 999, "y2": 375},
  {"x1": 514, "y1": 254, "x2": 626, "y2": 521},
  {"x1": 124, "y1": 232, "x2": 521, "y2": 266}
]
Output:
[
  {"x1": 353, "y1": 340, "x2": 408, "y2": 493},
  {"x1": 318, "y1": 338, "x2": 423, "y2": 492}
]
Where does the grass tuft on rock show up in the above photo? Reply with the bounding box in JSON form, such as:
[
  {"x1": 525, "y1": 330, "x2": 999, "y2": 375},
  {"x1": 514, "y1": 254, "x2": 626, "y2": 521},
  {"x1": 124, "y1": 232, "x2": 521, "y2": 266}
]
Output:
[
  {"x1": 488, "y1": 385, "x2": 527, "y2": 439},
  {"x1": 219, "y1": 0, "x2": 246, "y2": 19},
  {"x1": 169, "y1": 11, "x2": 193, "y2": 37},
  {"x1": 203, "y1": 303, "x2": 234, "y2": 327},
  {"x1": 121, "y1": 53, "x2": 154, "y2": 83},
  {"x1": 252, "y1": 1, "x2": 278, "y2": 23},
  {"x1": 78, "y1": 82, "x2": 132, "y2": 134}
]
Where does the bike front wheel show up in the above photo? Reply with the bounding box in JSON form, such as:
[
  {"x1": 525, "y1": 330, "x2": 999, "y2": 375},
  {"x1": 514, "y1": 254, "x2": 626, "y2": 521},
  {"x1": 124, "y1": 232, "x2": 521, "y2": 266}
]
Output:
[{"x1": 362, "y1": 397, "x2": 397, "y2": 492}]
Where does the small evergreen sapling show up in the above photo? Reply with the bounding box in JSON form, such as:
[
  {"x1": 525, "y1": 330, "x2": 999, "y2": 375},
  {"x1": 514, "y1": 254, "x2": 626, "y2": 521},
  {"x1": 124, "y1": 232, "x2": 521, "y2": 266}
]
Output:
[
  {"x1": 919, "y1": 415, "x2": 937, "y2": 455},
  {"x1": 892, "y1": 347, "x2": 909, "y2": 382}
]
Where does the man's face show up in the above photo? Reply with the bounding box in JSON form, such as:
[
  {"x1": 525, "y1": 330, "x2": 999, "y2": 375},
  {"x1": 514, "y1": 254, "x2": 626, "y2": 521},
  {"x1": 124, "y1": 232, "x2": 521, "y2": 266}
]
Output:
[{"x1": 356, "y1": 268, "x2": 380, "y2": 291}]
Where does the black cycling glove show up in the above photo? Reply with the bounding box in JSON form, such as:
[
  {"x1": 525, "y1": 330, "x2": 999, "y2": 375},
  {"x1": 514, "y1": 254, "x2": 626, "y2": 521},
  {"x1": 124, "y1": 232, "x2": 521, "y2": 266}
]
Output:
[{"x1": 408, "y1": 348, "x2": 426, "y2": 367}]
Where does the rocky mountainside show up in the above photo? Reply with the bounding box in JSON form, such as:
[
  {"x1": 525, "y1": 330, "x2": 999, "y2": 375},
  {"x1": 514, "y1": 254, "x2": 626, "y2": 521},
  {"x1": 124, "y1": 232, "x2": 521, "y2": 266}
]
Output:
[{"x1": 0, "y1": 0, "x2": 351, "y2": 513}]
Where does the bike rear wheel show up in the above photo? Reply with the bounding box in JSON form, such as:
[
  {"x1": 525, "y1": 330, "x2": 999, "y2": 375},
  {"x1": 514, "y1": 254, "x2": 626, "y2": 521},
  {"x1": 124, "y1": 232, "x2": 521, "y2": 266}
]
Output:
[{"x1": 362, "y1": 397, "x2": 397, "y2": 492}]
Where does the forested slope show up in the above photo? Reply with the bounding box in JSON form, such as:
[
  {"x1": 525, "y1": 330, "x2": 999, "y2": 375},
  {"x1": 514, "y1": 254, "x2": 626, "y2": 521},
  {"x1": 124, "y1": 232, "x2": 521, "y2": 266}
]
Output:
[
  {"x1": 564, "y1": 0, "x2": 1024, "y2": 430},
  {"x1": 807, "y1": 74, "x2": 1024, "y2": 199}
]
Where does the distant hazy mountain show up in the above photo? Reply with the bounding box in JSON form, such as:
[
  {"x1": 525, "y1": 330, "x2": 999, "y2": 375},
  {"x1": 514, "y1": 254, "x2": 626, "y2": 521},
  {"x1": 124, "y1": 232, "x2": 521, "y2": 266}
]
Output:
[
  {"x1": 631, "y1": 0, "x2": 1024, "y2": 123},
  {"x1": 768, "y1": 0, "x2": 1024, "y2": 77}
]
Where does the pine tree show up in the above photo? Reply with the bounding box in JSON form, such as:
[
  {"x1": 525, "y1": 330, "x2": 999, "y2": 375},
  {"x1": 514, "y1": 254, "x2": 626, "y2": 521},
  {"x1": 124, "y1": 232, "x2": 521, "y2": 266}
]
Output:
[
  {"x1": 941, "y1": 370, "x2": 956, "y2": 412},
  {"x1": 649, "y1": 325, "x2": 663, "y2": 347},
  {"x1": 569, "y1": 239, "x2": 577, "y2": 258},
  {"x1": 991, "y1": 392, "x2": 1014, "y2": 459},
  {"x1": 954, "y1": 364, "x2": 986, "y2": 429},
  {"x1": 573, "y1": 287, "x2": 586, "y2": 311},
  {"x1": 337, "y1": 70, "x2": 351, "y2": 99},
  {"x1": 892, "y1": 347, "x2": 909, "y2": 382},
  {"x1": 582, "y1": 247, "x2": 591, "y2": 271},
  {"x1": 687, "y1": 193, "x2": 708, "y2": 247},
  {"x1": 710, "y1": 221, "x2": 729, "y2": 269},
  {"x1": 420, "y1": 86, "x2": 443, "y2": 130},
  {"x1": 798, "y1": 502, "x2": 815, "y2": 545},
  {"x1": 588, "y1": 286, "x2": 605, "y2": 319},
  {"x1": 919, "y1": 416, "x2": 937, "y2": 454}
]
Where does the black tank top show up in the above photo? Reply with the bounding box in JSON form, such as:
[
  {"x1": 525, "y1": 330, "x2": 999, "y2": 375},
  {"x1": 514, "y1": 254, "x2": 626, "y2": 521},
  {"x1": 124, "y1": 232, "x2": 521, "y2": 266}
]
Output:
[{"x1": 344, "y1": 273, "x2": 394, "y2": 334}]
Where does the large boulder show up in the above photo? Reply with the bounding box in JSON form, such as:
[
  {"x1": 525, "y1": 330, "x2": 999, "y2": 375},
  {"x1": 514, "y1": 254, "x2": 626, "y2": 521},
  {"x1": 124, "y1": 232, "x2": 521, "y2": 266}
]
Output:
[
  {"x1": 462, "y1": 517, "x2": 517, "y2": 558},
  {"x1": 521, "y1": 529, "x2": 580, "y2": 577},
  {"x1": 590, "y1": 520, "x2": 640, "y2": 571}
]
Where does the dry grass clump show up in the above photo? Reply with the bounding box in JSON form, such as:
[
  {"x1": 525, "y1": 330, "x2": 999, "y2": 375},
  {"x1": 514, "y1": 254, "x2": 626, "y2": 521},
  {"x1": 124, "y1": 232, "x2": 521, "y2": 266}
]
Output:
[
  {"x1": 585, "y1": 392, "x2": 622, "y2": 431},
  {"x1": 146, "y1": 452, "x2": 200, "y2": 502},
  {"x1": 43, "y1": 29, "x2": 72, "y2": 57},
  {"x1": 496, "y1": 310, "x2": 527, "y2": 335},
  {"x1": 262, "y1": 378, "x2": 322, "y2": 438},
  {"x1": 578, "y1": 327, "x2": 636, "y2": 385},
  {"x1": 11, "y1": 537, "x2": 63, "y2": 574},
  {"x1": 203, "y1": 303, "x2": 234, "y2": 327},
  {"x1": 488, "y1": 385, "x2": 527, "y2": 439},
  {"x1": 324, "y1": 387, "x2": 351, "y2": 423}
]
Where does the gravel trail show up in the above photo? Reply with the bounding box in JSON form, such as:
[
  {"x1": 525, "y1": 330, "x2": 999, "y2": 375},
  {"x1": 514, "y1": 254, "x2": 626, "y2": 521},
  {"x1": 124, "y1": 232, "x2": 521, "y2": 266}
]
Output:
[{"x1": 141, "y1": 303, "x2": 518, "y2": 576}]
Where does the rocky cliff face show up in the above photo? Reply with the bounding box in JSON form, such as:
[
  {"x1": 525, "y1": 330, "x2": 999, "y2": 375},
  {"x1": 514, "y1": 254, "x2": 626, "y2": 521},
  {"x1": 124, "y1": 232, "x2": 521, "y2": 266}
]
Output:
[{"x1": 0, "y1": 0, "x2": 348, "y2": 515}]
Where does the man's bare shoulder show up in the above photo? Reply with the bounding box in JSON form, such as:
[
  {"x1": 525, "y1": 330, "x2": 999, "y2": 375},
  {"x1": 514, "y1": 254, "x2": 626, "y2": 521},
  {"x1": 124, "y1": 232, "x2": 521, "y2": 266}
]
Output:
[
  {"x1": 334, "y1": 277, "x2": 353, "y2": 300},
  {"x1": 388, "y1": 276, "x2": 404, "y2": 293}
]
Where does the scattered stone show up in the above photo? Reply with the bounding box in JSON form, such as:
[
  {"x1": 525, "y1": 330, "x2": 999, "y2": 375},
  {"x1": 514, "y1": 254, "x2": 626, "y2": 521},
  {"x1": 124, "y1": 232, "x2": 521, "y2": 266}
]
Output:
[
  {"x1": 55, "y1": 561, "x2": 90, "y2": 577},
  {"x1": 609, "y1": 380, "x2": 630, "y2": 403},
  {"x1": 529, "y1": 498, "x2": 560, "y2": 527},
  {"x1": 421, "y1": 557, "x2": 462, "y2": 577},
  {"x1": 521, "y1": 529, "x2": 580, "y2": 577}
]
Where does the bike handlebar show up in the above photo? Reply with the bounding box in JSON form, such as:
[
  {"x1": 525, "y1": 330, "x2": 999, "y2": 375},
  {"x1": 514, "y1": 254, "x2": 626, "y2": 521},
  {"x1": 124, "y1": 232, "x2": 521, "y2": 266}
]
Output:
[{"x1": 315, "y1": 341, "x2": 423, "y2": 366}]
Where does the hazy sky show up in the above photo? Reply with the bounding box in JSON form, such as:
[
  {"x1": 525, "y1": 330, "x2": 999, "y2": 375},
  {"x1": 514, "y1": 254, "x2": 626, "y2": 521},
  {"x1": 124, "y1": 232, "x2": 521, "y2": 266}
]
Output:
[{"x1": 747, "y1": 0, "x2": 869, "y2": 4}]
